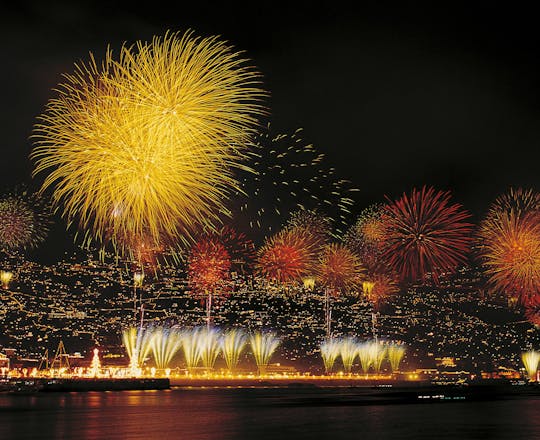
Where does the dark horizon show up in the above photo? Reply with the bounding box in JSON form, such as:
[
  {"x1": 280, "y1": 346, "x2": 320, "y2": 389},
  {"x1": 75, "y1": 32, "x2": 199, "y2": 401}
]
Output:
[{"x1": 2, "y1": 2, "x2": 540, "y2": 260}]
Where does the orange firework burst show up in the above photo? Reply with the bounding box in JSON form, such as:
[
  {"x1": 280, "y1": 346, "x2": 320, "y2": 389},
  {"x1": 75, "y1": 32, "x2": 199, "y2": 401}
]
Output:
[
  {"x1": 215, "y1": 226, "x2": 256, "y2": 274},
  {"x1": 382, "y1": 186, "x2": 473, "y2": 283},
  {"x1": 488, "y1": 188, "x2": 540, "y2": 217},
  {"x1": 315, "y1": 243, "x2": 364, "y2": 295},
  {"x1": 187, "y1": 238, "x2": 231, "y2": 295},
  {"x1": 478, "y1": 209, "x2": 540, "y2": 304},
  {"x1": 362, "y1": 273, "x2": 399, "y2": 310},
  {"x1": 257, "y1": 228, "x2": 318, "y2": 284}
]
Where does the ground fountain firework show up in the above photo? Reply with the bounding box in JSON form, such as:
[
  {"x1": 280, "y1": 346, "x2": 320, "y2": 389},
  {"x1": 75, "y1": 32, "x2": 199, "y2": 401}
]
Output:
[
  {"x1": 522, "y1": 350, "x2": 540, "y2": 380},
  {"x1": 249, "y1": 332, "x2": 281, "y2": 375},
  {"x1": 320, "y1": 338, "x2": 341, "y2": 374},
  {"x1": 221, "y1": 329, "x2": 248, "y2": 372},
  {"x1": 0, "y1": 271, "x2": 13, "y2": 289},
  {"x1": 320, "y1": 339, "x2": 406, "y2": 375}
]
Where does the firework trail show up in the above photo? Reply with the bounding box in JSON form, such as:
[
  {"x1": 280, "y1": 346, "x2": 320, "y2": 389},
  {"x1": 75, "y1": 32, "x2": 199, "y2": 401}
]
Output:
[{"x1": 230, "y1": 127, "x2": 357, "y2": 239}]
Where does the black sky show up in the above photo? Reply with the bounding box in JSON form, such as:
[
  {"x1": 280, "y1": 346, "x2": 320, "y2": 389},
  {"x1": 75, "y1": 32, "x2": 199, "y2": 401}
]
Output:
[{"x1": 2, "y1": 2, "x2": 540, "y2": 258}]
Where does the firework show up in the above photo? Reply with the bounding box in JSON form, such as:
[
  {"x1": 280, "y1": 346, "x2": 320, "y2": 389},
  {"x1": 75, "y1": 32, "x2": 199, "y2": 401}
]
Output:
[
  {"x1": 116, "y1": 230, "x2": 172, "y2": 269},
  {"x1": 188, "y1": 238, "x2": 231, "y2": 293},
  {"x1": 0, "y1": 191, "x2": 50, "y2": 252},
  {"x1": 187, "y1": 237, "x2": 231, "y2": 327},
  {"x1": 387, "y1": 343, "x2": 406, "y2": 372},
  {"x1": 339, "y1": 337, "x2": 358, "y2": 374},
  {"x1": 344, "y1": 204, "x2": 388, "y2": 272},
  {"x1": 32, "y1": 31, "x2": 265, "y2": 255},
  {"x1": 197, "y1": 328, "x2": 221, "y2": 370},
  {"x1": 286, "y1": 209, "x2": 332, "y2": 247},
  {"x1": 369, "y1": 342, "x2": 387, "y2": 373},
  {"x1": 316, "y1": 244, "x2": 364, "y2": 293},
  {"x1": 150, "y1": 327, "x2": 182, "y2": 370},
  {"x1": 488, "y1": 188, "x2": 540, "y2": 217},
  {"x1": 525, "y1": 301, "x2": 540, "y2": 327},
  {"x1": 382, "y1": 186, "x2": 473, "y2": 283},
  {"x1": 249, "y1": 332, "x2": 280, "y2": 375},
  {"x1": 522, "y1": 350, "x2": 540, "y2": 380},
  {"x1": 122, "y1": 326, "x2": 154, "y2": 372},
  {"x1": 180, "y1": 328, "x2": 203, "y2": 371},
  {"x1": 215, "y1": 226, "x2": 256, "y2": 274},
  {"x1": 257, "y1": 227, "x2": 318, "y2": 285},
  {"x1": 0, "y1": 271, "x2": 13, "y2": 289},
  {"x1": 316, "y1": 243, "x2": 363, "y2": 338},
  {"x1": 320, "y1": 338, "x2": 341, "y2": 374},
  {"x1": 230, "y1": 127, "x2": 357, "y2": 237},
  {"x1": 479, "y1": 189, "x2": 540, "y2": 304},
  {"x1": 363, "y1": 273, "x2": 399, "y2": 310},
  {"x1": 357, "y1": 342, "x2": 373, "y2": 374},
  {"x1": 220, "y1": 329, "x2": 247, "y2": 372}
]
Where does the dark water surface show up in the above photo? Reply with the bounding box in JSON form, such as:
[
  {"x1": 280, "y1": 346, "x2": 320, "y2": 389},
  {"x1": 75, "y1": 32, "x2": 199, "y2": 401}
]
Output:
[{"x1": 1, "y1": 387, "x2": 539, "y2": 439}]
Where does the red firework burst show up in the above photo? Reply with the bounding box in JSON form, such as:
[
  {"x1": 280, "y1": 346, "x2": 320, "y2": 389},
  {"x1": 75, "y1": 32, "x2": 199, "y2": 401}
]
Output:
[
  {"x1": 382, "y1": 186, "x2": 473, "y2": 283},
  {"x1": 362, "y1": 273, "x2": 399, "y2": 310},
  {"x1": 525, "y1": 300, "x2": 540, "y2": 327},
  {"x1": 215, "y1": 226, "x2": 256, "y2": 273},
  {"x1": 315, "y1": 243, "x2": 364, "y2": 295},
  {"x1": 187, "y1": 238, "x2": 231, "y2": 296},
  {"x1": 0, "y1": 191, "x2": 50, "y2": 251},
  {"x1": 478, "y1": 209, "x2": 540, "y2": 305},
  {"x1": 257, "y1": 227, "x2": 318, "y2": 284}
]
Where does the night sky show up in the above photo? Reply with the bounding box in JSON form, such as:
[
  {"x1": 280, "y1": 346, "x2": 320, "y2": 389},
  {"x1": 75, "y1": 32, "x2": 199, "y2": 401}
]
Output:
[{"x1": 2, "y1": 2, "x2": 540, "y2": 258}]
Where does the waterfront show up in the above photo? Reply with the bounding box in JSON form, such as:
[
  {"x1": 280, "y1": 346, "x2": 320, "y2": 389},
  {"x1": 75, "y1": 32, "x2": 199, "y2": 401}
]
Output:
[{"x1": 1, "y1": 388, "x2": 540, "y2": 439}]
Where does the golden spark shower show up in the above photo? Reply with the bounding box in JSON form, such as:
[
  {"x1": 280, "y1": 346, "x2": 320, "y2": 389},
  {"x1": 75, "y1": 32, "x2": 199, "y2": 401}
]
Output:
[{"x1": 31, "y1": 31, "x2": 266, "y2": 255}]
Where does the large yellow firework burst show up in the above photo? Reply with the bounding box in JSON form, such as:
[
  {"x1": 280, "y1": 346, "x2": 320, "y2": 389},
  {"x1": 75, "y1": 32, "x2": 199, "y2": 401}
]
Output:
[{"x1": 32, "y1": 31, "x2": 266, "y2": 253}]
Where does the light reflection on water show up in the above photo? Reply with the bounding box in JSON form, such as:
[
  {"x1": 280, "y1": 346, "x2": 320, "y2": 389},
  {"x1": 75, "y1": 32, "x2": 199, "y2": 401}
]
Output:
[{"x1": 1, "y1": 388, "x2": 540, "y2": 440}]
